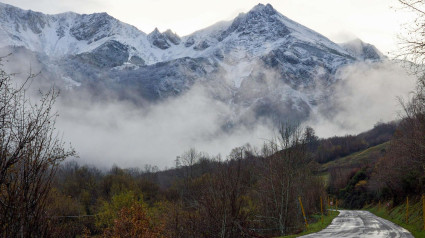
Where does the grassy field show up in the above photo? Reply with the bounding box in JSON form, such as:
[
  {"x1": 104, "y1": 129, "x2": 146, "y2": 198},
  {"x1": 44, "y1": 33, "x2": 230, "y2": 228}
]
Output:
[
  {"x1": 367, "y1": 200, "x2": 425, "y2": 238},
  {"x1": 321, "y1": 142, "x2": 388, "y2": 172},
  {"x1": 279, "y1": 211, "x2": 340, "y2": 238},
  {"x1": 317, "y1": 142, "x2": 388, "y2": 187}
]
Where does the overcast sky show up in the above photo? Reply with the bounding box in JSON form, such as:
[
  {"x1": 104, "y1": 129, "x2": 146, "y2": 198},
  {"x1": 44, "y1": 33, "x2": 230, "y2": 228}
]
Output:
[{"x1": 0, "y1": 0, "x2": 415, "y2": 55}]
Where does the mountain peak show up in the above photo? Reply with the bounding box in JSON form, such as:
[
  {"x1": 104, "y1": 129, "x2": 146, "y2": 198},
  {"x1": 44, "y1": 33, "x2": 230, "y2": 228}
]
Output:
[
  {"x1": 148, "y1": 28, "x2": 172, "y2": 49},
  {"x1": 94, "y1": 12, "x2": 112, "y2": 18},
  {"x1": 163, "y1": 29, "x2": 181, "y2": 45},
  {"x1": 150, "y1": 27, "x2": 160, "y2": 35},
  {"x1": 217, "y1": 3, "x2": 288, "y2": 41},
  {"x1": 250, "y1": 3, "x2": 277, "y2": 15}
]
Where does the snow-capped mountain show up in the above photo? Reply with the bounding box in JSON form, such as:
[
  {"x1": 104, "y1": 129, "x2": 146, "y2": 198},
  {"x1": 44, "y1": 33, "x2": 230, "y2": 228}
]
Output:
[
  {"x1": 0, "y1": 2, "x2": 379, "y2": 64},
  {"x1": 0, "y1": 2, "x2": 385, "y2": 124}
]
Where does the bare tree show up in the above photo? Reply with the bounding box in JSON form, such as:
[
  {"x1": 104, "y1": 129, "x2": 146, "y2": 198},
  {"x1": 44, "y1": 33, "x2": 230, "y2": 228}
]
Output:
[
  {"x1": 0, "y1": 59, "x2": 75, "y2": 237},
  {"x1": 398, "y1": 0, "x2": 425, "y2": 66},
  {"x1": 180, "y1": 148, "x2": 201, "y2": 180},
  {"x1": 257, "y1": 124, "x2": 323, "y2": 236},
  {"x1": 169, "y1": 146, "x2": 257, "y2": 238}
]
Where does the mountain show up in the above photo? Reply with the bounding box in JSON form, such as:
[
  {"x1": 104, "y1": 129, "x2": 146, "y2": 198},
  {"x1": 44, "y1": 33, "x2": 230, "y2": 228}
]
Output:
[
  {"x1": 0, "y1": 2, "x2": 385, "y2": 125},
  {"x1": 340, "y1": 39, "x2": 385, "y2": 61}
]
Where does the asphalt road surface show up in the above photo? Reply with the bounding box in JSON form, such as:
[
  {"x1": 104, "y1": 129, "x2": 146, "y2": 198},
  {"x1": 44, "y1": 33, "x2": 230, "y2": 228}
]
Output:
[{"x1": 300, "y1": 210, "x2": 413, "y2": 238}]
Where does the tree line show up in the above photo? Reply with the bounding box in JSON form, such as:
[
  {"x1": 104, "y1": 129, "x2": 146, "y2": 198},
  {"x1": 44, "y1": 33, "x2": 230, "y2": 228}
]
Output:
[
  {"x1": 46, "y1": 124, "x2": 327, "y2": 237},
  {"x1": 30, "y1": 122, "x2": 398, "y2": 237}
]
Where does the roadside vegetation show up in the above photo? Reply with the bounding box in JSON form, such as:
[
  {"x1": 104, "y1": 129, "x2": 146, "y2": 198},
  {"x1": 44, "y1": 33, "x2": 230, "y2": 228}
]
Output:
[
  {"x1": 367, "y1": 202, "x2": 425, "y2": 237},
  {"x1": 280, "y1": 211, "x2": 340, "y2": 238}
]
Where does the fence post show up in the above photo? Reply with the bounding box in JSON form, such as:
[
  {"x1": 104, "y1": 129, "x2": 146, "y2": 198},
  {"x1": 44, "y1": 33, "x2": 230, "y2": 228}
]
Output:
[
  {"x1": 406, "y1": 196, "x2": 409, "y2": 224},
  {"x1": 336, "y1": 199, "x2": 338, "y2": 212},
  {"x1": 422, "y1": 194, "x2": 425, "y2": 230},
  {"x1": 320, "y1": 196, "x2": 324, "y2": 224},
  {"x1": 299, "y1": 196, "x2": 308, "y2": 229}
]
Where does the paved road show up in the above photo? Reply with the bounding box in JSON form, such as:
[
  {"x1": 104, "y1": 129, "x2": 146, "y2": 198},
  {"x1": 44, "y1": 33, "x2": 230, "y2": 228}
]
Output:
[{"x1": 300, "y1": 210, "x2": 413, "y2": 238}]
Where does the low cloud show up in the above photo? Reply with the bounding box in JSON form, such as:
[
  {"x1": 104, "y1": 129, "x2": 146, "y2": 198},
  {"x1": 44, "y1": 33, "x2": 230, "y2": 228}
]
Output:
[
  {"x1": 56, "y1": 85, "x2": 274, "y2": 169},
  {"x1": 305, "y1": 61, "x2": 417, "y2": 137},
  {"x1": 1, "y1": 47, "x2": 417, "y2": 169}
]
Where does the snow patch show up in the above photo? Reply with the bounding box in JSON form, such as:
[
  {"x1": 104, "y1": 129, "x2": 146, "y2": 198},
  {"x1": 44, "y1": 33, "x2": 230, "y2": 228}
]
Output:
[
  {"x1": 62, "y1": 76, "x2": 81, "y2": 89},
  {"x1": 222, "y1": 61, "x2": 253, "y2": 88}
]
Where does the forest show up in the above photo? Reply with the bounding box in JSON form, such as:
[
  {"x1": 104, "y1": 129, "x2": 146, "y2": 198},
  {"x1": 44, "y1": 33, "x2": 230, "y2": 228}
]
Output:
[{"x1": 43, "y1": 121, "x2": 402, "y2": 238}]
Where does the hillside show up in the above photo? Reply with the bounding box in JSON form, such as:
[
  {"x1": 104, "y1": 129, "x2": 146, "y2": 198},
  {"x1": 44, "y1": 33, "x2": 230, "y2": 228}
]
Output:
[{"x1": 320, "y1": 142, "x2": 388, "y2": 174}]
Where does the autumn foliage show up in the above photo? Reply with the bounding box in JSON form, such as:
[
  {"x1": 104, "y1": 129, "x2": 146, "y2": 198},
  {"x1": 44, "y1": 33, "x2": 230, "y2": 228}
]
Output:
[{"x1": 103, "y1": 203, "x2": 165, "y2": 238}]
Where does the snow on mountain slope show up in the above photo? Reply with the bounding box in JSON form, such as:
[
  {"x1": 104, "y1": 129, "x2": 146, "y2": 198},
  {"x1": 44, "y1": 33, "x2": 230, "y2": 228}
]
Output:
[
  {"x1": 184, "y1": 4, "x2": 350, "y2": 58},
  {"x1": 168, "y1": 3, "x2": 359, "y2": 89},
  {"x1": 0, "y1": 2, "x2": 387, "y2": 126},
  {"x1": 0, "y1": 2, "x2": 378, "y2": 65},
  {"x1": 0, "y1": 2, "x2": 157, "y2": 63}
]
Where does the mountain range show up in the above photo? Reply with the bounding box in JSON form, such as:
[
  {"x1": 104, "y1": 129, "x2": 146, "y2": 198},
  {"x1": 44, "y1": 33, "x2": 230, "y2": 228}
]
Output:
[{"x1": 0, "y1": 2, "x2": 385, "y2": 125}]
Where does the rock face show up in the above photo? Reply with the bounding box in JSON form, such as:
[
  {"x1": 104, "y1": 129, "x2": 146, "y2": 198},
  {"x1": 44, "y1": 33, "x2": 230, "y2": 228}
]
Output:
[
  {"x1": 70, "y1": 13, "x2": 115, "y2": 41},
  {"x1": 0, "y1": 2, "x2": 386, "y2": 125},
  {"x1": 148, "y1": 28, "x2": 172, "y2": 49},
  {"x1": 75, "y1": 40, "x2": 129, "y2": 68},
  {"x1": 340, "y1": 39, "x2": 385, "y2": 61},
  {"x1": 163, "y1": 29, "x2": 181, "y2": 45}
]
